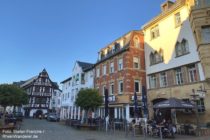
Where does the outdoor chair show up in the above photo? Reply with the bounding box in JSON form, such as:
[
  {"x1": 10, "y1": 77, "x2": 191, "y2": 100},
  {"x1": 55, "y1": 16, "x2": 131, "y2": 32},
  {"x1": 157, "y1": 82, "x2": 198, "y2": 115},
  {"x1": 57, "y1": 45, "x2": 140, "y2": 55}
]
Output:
[{"x1": 188, "y1": 124, "x2": 197, "y2": 135}]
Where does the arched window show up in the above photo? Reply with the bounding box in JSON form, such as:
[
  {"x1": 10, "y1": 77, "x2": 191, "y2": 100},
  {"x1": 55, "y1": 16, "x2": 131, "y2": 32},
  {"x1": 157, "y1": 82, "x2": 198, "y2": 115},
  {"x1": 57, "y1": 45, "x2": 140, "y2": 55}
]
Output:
[
  {"x1": 175, "y1": 39, "x2": 189, "y2": 57},
  {"x1": 150, "y1": 52, "x2": 155, "y2": 65},
  {"x1": 133, "y1": 36, "x2": 140, "y2": 48},
  {"x1": 181, "y1": 39, "x2": 189, "y2": 53},
  {"x1": 175, "y1": 42, "x2": 182, "y2": 56},
  {"x1": 159, "y1": 49, "x2": 164, "y2": 62}
]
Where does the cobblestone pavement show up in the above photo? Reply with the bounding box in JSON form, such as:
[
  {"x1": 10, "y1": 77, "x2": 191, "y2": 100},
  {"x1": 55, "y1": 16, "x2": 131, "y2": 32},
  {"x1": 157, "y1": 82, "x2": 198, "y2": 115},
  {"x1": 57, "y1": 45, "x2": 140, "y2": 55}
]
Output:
[{"x1": 1, "y1": 119, "x2": 210, "y2": 140}]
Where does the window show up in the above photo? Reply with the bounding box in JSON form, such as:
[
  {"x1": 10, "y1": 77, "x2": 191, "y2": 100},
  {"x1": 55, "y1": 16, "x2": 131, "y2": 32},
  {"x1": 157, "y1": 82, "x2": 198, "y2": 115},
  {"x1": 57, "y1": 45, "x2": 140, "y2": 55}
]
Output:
[
  {"x1": 150, "y1": 53, "x2": 155, "y2": 65},
  {"x1": 175, "y1": 12, "x2": 181, "y2": 26},
  {"x1": 133, "y1": 57, "x2": 140, "y2": 69},
  {"x1": 175, "y1": 39, "x2": 189, "y2": 57},
  {"x1": 110, "y1": 83, "x2": 114, "y2": 95},
  {"x1": 175, "y1": 68, "x2": 184, "y2": 85},
  {"x1": 151, "y1": 25, "x2": 160, "y2": 39},
  {"x1": 110, "y1": 62, "x2": 114, "y2": 73},
  {"x1": 118, "y1": 58, "x2": 123, "y2": 71},
  {"x1": 96, "y1": 68, "x2": 100, "y2": 77},
  {"x1": 201, "y1": 26, "x2": 210, "y2": 43},
  {"x1": 118, "y1": 80, "x2": 123, "y2": 94},
  {"x1": 81, "y1": 73, "x2": 85, "y2": 82},
  {"x1": 103, "y1": 85, "x2": 106, "y2": 96},
  {"x1": 149, "y1": 74, "x2": 157, "y2": 89},
  {"x1": 197, "y1": 98, "x2": 205, "y2": 113},
  {"x1": 103, "y1": 65, "x2": 106, "y2": 75},
  {"x1": 150, "y1": 49, "x2": 163, "y2": 65},
  {"x1": 133, "y1": 36, "x2": 140, "y2": 48},
  {"x1": 188, "y1": 64, "x2": 198, "y2": 83},
  {"x1": 160, "y1": 72, "x2": 167, "y2": 87},
  {"x1": 71, "y1": 90, "x2": 74, "y2": 101},
  {"x1": 134, "y1": 80, "x2": 140, "y2": 93}
]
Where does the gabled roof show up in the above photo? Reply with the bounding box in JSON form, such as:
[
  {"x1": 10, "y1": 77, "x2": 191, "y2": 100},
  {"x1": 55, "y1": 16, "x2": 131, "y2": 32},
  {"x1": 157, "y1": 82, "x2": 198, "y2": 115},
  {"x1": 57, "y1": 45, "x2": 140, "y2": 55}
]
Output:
[
  {"x1": 60, "y1": 77, "x2": 72, "y2": 84},
  {"x1": 77, "y1": 61, "x2": 94, "y2": 72},
  {"x1": 20, "y1": 75, "x2": 38, "y2": 88}
]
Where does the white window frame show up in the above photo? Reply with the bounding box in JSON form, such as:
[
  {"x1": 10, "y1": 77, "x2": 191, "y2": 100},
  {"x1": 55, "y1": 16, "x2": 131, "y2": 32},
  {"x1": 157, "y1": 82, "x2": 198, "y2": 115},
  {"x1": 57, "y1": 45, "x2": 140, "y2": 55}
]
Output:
[
  {"x1": 151, "y1": 25, "x2": 160, "y2": 39},
  {"x1": 133, "y1": 57, "x2": 140, "y2": 69},
  {"x1": 118, "y1": 58, "x2": 123, "y2": 71},
  {"x1": 134, "y1": 80, "x2": 140, "y2": 93},
  {"x1": 175, "y1": 12, "x2": 181, "y2": 26},
  {"x1": 103, "y1": 64, "x2": 106, "y2": 75},
  {"x1": 110, "y1": 62, "x2": 114, "y2": 73},
  {"x1": 118, "y1": 80, "x2": 123, "y2": 94},
  {"x1": 160, "y1": 72, "x2": 167, "y2": 87},
  {"x1": 175, "y1": 68, "x2": 184, "y2": 85},
  {"x1": 188, "y1": 65, "x2": 197, "y2": 83},
  {"x1": 109, "y1": 83, "x2": 114, "y2": 95},
  {"x1": 149, "y1": 75, "x2": 157, "y2": 89},
  {"x1": 96, "y1": 67, "x2": 100, "y2": 77}
]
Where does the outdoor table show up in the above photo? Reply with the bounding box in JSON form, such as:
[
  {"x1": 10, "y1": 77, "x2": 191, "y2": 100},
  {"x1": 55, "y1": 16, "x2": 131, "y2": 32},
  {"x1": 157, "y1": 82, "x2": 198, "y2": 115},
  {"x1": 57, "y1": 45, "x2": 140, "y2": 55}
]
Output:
[{"x1": 156, "y1": 125, "x2": 164, "y2": 140}]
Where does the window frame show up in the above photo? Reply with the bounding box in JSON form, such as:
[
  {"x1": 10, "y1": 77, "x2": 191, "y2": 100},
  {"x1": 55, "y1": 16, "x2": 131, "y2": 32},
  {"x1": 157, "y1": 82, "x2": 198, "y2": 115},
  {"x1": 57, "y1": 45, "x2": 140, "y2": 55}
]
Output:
[
  {"x1": 110, "y1": 62, "x2": 114, "y2": 73},
  {"x1": 134, "y1": 80, "x2": 140, "y2": 93},
  {"x1": 118, "y1": 80, "x2": 123, "y2": 94},
  {"x1": 175, "y1": 68, "x2": 184, "y2": 85},
  {"x1": 160, "y1": 72, "x2": 168, "y2": 87},
  {"x1": 188, "y1": 64, "x2": 197, "y2": 83},
  {"x1": 174, "y1": 12, "x2": 181, "y2": 27},
  {"x1": 149, "y1": 74, "x2": 157, "y2": 89},
  {"x1": 133, "y1": 57, "x2": 140, "y2": 69},
  {"x1": 118, "y1": 58, "x2": 123, "y2": 71}
]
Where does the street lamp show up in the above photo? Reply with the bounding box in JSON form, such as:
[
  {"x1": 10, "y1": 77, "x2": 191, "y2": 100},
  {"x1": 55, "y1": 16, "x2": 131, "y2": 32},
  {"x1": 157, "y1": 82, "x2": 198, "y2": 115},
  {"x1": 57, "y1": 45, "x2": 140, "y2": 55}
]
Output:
[{"x1": 190, "y1": 86, "x2": 206, "y2": 136}]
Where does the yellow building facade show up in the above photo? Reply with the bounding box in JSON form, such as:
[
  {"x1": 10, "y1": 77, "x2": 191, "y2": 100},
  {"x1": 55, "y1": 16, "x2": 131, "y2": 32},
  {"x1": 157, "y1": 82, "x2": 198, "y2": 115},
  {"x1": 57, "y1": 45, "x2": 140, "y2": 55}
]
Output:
[{"x1": 143, "y1": 0, "x2": 210, "y2": 125}]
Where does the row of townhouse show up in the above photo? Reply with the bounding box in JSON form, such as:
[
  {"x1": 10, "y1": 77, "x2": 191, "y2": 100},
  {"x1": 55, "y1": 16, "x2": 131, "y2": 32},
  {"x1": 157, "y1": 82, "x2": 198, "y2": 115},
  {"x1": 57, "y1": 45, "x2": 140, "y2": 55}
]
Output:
[{"x1": 60, "y1": 0, "x2": 210, "y2": 124}]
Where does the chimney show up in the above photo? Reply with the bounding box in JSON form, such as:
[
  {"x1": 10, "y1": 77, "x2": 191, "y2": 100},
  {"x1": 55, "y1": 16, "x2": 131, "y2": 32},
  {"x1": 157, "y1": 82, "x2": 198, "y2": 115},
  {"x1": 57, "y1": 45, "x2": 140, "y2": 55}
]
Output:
[{"x1": 161, "y1": 0, "x2": 175, "y2": 12}]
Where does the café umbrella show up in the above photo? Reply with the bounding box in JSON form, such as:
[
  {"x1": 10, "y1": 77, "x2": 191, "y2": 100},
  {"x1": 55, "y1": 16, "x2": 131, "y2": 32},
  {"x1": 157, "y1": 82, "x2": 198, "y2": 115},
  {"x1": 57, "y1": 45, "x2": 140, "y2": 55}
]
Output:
[
  {"x1": 153, "y1": 98, "x2": 195, "y2": 124},
  {"x1": 153, "y1": 98, "x2": 194, "y2": 109}
]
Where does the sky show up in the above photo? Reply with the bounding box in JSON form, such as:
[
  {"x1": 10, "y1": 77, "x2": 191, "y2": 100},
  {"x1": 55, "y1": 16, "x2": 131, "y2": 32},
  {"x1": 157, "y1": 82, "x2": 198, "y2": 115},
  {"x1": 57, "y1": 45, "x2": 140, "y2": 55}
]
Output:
[{"x1": 0, "y1": 0, "x2": 166, "y2": 86}]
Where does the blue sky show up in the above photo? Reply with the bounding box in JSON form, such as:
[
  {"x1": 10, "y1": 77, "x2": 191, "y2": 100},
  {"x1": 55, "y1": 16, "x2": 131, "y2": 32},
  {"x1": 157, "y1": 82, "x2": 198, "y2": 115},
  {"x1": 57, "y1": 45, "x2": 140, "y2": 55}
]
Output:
[{"x1": 0, "y1": 0, "x2": 166, "y2": 85}]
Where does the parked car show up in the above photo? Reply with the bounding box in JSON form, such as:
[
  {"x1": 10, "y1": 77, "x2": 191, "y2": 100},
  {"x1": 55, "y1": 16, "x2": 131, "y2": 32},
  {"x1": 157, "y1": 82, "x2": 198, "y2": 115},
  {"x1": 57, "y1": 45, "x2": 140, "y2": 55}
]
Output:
[
  {"x1": 5, "y1": 114, "x2": 17, "y2": 125},
  {"x1": 13, "y1": 112, "x2": 23, "y2": 122},
  {"x1": 47, "y1": 113, "x2": 60, "y2": 122},
  {"x1": 44, "y1": 113, "x2": 48, "y2": 119}
]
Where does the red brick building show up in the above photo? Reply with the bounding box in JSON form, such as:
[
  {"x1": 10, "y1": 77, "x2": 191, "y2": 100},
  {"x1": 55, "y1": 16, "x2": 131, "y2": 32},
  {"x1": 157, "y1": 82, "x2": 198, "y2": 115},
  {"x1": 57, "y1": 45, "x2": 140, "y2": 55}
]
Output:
[{"x1": 94, "y1": 30, "x2": 146, "y2": 121}]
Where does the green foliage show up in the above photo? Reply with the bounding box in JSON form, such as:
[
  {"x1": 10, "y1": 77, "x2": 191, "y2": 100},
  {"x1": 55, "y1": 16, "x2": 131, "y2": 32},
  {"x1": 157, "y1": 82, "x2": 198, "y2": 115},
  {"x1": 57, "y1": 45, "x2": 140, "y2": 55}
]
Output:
[
  {"x1": 0, "y1": 84, "x2": 28, "y2": 108},
  {"x1": 75, "y1": 88, "x2": 103, "y2": 111}
]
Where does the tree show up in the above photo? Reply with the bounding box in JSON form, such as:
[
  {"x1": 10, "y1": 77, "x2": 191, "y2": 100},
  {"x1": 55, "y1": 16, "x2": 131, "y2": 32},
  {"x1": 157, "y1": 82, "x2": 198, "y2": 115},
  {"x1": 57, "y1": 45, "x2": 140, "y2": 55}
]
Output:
[
  {"x1": 75, "y1": 88, "x2": 103, "y2": 123},
  {"x1": 0, "y1": 84, "x2": 28, "y2": 125}
]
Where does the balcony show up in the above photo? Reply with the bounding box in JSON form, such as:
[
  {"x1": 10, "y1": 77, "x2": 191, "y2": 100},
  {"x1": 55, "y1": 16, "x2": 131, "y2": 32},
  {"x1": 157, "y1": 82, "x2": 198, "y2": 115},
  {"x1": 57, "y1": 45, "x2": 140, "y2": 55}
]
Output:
[
  {"x1": 32, "y1": 92, "x2": 51, "y2": 97},
  {"x1": 34, "y1": 81, "x2": 51, "y2": 86}
]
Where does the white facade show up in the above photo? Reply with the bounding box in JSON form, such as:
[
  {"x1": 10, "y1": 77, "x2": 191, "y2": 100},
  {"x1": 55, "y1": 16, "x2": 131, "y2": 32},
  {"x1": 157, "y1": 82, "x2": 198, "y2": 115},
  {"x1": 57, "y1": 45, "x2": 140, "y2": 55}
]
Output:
[
  {"x1": 143, "y1": 3, "x2": 205, "y2": 89},
  {"x1": 49, "y1": 89, "x2": 62, "y2": 114},
  {"x1": 60, "y1": 77, "x2": 72, "y2": 120},
  {"x1": 60, "y1": 61, "x2": 94, "y2": 121}
]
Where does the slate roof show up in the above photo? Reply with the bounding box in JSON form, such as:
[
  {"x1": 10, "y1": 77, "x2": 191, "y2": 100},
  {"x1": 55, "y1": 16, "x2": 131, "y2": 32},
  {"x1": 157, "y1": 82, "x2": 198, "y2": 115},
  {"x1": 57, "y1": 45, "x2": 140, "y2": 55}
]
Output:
[
  {"x1": 20, "y1": 75, "x2": 38, "y2": 88},
  {"x1": 77, "y1": 61, "x2": 94, "y2": 72},
  {"x1": 60, "y1": 77, "x2": 72, "y2": 84}
]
